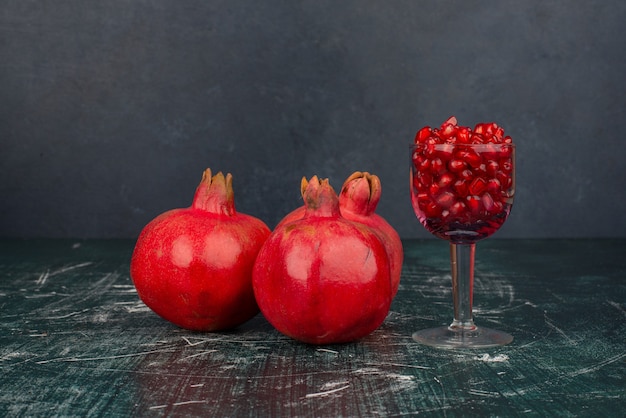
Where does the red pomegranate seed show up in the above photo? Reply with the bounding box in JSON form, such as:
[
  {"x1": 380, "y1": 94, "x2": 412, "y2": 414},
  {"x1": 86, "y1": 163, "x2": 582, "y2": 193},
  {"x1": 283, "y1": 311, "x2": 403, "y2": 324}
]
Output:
[
  {"x1": 466, "y1": 195, "x2": 482, "y2": 214},
  {"x1": 469, "y1": 177, "x2": 488, "y2": 195},
  {"x1": 494, "y1": 126, "x2": 504, "y2": 140},
  {"x1": 453, "y1": 179, "x2": 469, "y2": 198},
  {"x1": 438, "y1": 173, "x2": 455, "y2": 188},
  {"x1": 431, "y1": 158, "x2": 445, "y2": 174},
  {"x1": 500, "y1": 158, "x2": 513, "y2": 172},
  {"x1": 436, "y1": 191, "x2": 456, "y2": 208},
  {"x1": 461, "y1": 149, "x2": 482, "y2": 168},
  {"x1": 487, "y1": 178, "x2": 502, "y2": 194},
  {"x1": 496, "y1": 171, "x2": 512, "y2": 189},
  {"x1": 475, "y1": 122, "x2": 498, "y2": 136},
  {"x1": 416, "y1": 192, "x2": 429, "y2": 202},
  {"x1": 490, "y1": 200, "x2": 504, "y2": 214},
  {"x1": 449, "y1": 200, "x2": 467, "y2": 217},
  {"x1": 475, "y1": 163, "x2": 488, "y2": 177},
  {"x1": 415, "y1": 126, "x2": 432, "y2": 143},
  {"x1": 418, "y1": 171, "x2": 433, "y2": 187},
  {"x1": 436, "y1": 143, "x2": 455, "y2": 159},
  {"x1": 440, "y1": 123, "x2": 457, "y2": 140},
  {"x1": 471, "y1": 133, "x2": 486, "y2": 144},
  {"x1": 419, "y1": 157, "x2": 431, "y2": 171},
  {"x1": 448, "y1": 159, "x2": 467, "y2": 173},
  {"x1": 457, "y1": 127, "x2": 471, "y2": 143},
  {"x1": 486, "y1": 160, "x2": 499, "y2": 177},
  {"x1": 442, "y1": 116, "x2": 458, "y2": 126},
  {"x1": 460, "y1": 169, "x2": 474, "y2": 180},
  {"x1": 424, "y1": 201, "x2": 442, "y2": 218},
  {"x1": 481, "y1": 192, "x2": 495, "y2": 212}
]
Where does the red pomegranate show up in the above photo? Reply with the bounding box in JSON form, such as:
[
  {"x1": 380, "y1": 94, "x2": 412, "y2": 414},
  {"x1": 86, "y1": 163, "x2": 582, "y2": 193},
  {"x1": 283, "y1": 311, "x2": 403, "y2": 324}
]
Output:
[
  {"x1": 130, "y1": 169, "x2": 271, "y2": 331},
  {"x1": 252, "y1": 176, "x2": 392, "y2": 344}
]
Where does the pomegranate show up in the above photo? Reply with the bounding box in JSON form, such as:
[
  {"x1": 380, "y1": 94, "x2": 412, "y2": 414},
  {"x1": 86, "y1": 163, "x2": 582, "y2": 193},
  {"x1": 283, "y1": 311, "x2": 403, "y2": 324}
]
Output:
[
  {"x1": 276, "y1": 172, "x2": 403, "y2": 297},
  {"x1": 252, "y1": 176, "x2": 392, "y2": 345},
  {"x1": 130, "y1": 168, "x2": 271, "y2": 331},
  {"x1": 411, "y1": 117, "x2": 515, "y2": 242}
]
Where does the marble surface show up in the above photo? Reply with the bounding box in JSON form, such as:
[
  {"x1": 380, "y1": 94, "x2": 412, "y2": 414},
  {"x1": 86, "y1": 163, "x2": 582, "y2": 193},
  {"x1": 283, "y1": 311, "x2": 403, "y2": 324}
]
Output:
[{"x1": 1, "y1": 239, "x2": 624, "y2": 416}]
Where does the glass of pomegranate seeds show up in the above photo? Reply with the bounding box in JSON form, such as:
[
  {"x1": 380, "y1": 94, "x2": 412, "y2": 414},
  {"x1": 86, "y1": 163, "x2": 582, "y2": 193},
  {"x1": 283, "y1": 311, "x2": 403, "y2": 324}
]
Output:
[{"x1": 410, "y1": 117, "x2": 515, "y2": 348}]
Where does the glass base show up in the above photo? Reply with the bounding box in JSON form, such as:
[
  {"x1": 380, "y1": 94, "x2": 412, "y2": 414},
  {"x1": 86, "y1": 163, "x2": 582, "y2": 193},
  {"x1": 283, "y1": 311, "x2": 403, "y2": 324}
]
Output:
[{"x1": 412, "y1": 325, "x2": 513, "y2": 349}]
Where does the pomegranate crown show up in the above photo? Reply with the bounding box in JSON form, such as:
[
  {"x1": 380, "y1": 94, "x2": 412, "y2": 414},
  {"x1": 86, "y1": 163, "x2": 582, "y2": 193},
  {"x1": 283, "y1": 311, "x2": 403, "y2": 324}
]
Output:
[
  {"x1": 300, "y1": 175, "x2": 341, "y2": 218},
  {"x1": 339, "y1": 171, "x2": 382, "y2": 216},
  {"x1": 191, "y1": 168, "x2": 236, "y2": 215}
]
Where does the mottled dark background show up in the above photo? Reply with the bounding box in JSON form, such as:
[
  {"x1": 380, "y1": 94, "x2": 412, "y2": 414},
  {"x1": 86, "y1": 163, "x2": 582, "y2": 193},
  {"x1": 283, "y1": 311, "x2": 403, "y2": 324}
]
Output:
[{"x1": 1, "y1": 1, "x2": 625, "y2": 239}]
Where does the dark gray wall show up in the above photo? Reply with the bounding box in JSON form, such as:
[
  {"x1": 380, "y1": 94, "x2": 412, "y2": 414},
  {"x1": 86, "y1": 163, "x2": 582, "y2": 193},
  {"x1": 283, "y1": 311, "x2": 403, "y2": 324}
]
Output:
[{"x1": 1, "y1": 1, "x2": 625, "y2": 239}]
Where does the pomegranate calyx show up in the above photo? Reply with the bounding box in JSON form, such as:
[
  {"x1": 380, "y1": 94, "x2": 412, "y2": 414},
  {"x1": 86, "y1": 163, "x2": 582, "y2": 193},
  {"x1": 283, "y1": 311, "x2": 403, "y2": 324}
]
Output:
[
  {"x1": 302, "y1": 176, "x2": 341, "y2": 218},
  {"x1": 191, "y1": 168, "x2": 236, "y2": 216},
  {"x1": 339, "y1": 171, "x2": 382, "y2": 216}
]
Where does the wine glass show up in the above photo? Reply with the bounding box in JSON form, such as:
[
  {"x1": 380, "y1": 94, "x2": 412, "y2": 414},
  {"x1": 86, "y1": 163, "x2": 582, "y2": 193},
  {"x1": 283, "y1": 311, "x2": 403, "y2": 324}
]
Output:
[{"x1": 410, "y1": 142, "x2": 515, "y2": 348}]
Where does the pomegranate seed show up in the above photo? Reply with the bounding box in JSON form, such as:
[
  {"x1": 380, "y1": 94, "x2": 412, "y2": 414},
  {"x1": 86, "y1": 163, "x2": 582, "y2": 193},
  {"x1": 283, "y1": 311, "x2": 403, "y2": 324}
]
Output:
[
  {"x1": 449, "y1": 200, "x2": 467, "y2": 217},
  {"x1": 469, "y1": 177, "x2": 488, "y2": 195},
  {"x1": 481, "y1": 192, "x2": 495, "y2": 212},
  {"x1": 424, "y1": 201, "x2": 442, "y2": 218},
  {"x1": 431, "y1": 158, "x2": 445, "y2": 174},
  {"x1": 436, "y1": 191, "x2": 456, "y2": 208},
  {"x1": 475, "y1": 163, "x2": 487, "y2": 177},
  {"x1": 416, "y1": 192, "x2": 430, "y2": 204},
  {"x1": 460, "y1": 169, "x2": 474, "y2": 180},
  {"x1": 457, "y1": 127, "x2": 471, "y2": 143},
  {"x1": 453, "y1": 179, "x2": 469, "y2": 198},
  {"x1": 448, "y1": 159, "x2": 467, "y2": 173},
  {"x1": 418, "y1": 171, "x2": 433, "y2": 187},
  {"x1": 466, "y1": 195, "x2": 482, "y2": 214},
  {"x1": 415, "y1": 126, "x2": 432, "y2": 143},
  {"x1": 462, "y1": 149, "x2": 482, "y2": 168},
  {"x1": 442, "y1": 116, "x2": 458, "y2": 126},
  {"x1": 481, "y1": 144, "x2": 500, "y2": 160},
  {"x1": 486, "y1": 160, "x2": 499, "y2": 176},
  {"x1": 471, "y1": 133, "x2": 486, "y2": 144},
  {"x1": 500, "y1": 158, "x2": 513, "y2": 172},
  {"x1": 496, "y1": 171, "x2": 513, "y2": 189},
  {"x1": 494, "y1": 126, "x2": 504, "y2": 140},
  {"x1": 490, "y1": 200, "x2": 504, "y2": 214},
  {"x1": 475, "y1": 122, "x2": 497, "y2": 136},
  {"x1": 498, "y1": 145, "x2": 513, "y2": 158},
  {"x1": 438, "y1": 173, "x2": 455, "y2": 188},
  {"x1": 436, "y1": 143, "x2": 455, "y2": 159},
  {"x1": 487, "y1": 178, "x2": 502, "y2": 194},
  {"x1": 419, "y1": 157, "x2": 431, "y2": 171},
  {"x1": 440, "y1": 123, "x2": 457, "y2": 139}
]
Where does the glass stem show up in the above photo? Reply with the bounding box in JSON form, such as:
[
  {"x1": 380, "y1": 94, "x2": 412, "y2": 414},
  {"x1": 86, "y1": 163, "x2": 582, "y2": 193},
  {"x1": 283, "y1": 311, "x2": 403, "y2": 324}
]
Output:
[{"x1": 449, "y1": 243, "x2": 477, "y2": 331}]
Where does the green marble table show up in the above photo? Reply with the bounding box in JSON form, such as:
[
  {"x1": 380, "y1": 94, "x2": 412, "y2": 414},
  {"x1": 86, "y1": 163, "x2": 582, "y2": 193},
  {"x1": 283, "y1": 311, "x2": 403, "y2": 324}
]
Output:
[{"x1": 1, "y1": 239, "x2": 624, "y2": 417}]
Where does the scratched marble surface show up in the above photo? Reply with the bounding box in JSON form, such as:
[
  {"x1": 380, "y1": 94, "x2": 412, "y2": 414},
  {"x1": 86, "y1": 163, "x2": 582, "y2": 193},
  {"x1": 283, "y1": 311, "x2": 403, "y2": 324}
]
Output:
[{"x1": 1, "y1": 239, "x2": 624, "y2": 417}]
